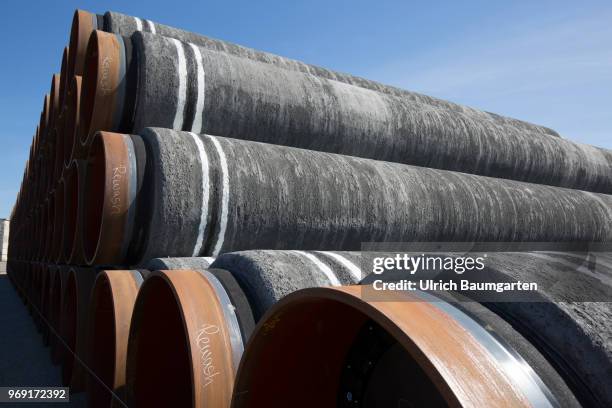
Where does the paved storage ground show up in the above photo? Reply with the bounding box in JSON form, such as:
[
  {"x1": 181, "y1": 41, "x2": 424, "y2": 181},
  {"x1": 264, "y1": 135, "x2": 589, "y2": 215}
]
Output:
[{"x1": 0, "y1": 275, "x2": 85, "y2": 407}]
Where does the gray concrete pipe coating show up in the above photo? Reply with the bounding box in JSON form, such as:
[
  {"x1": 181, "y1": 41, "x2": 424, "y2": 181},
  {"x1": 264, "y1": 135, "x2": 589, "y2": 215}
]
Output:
[
  {"x1": 144, "y1": 256, "x2": 215, "y2": 271},
  {"x1": 101, "y1": 10, "x2": 558, "y2": 138},
  {"x1": 86, "y1": 32, "x2": 612, "y2": 194},
  {"x1": 87, "y1": 128, "x2": 612, "y2": 265},
  {"x1": 133, "y1": 251, "x2": 579, "y2": 407}
]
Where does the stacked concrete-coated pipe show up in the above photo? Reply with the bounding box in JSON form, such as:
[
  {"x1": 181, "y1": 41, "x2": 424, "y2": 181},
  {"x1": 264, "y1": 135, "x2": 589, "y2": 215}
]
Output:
[
  {"x1": 86, "y1": 269, "x2": 150, "y2": 408},
  {"x1": 78, "y1": 32, "x2": 612, "y2": 196},
  {"x1": 70, "y1": 9, "x2": 558, "y2": 139},
  {"x1": 84, "y1": 129, "x2": 612, "y2": 265}
]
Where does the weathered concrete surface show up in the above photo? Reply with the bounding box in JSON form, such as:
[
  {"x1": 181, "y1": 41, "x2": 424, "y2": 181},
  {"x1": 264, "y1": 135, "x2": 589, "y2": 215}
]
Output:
[
  {"x1": 117, "y1": 33, "x2": 612, "y2": 193},
  {"x1": 130, "y1": 129, "x2": 612, "y2": 263},
  {"x1": 210, "y1": 250, "x2": 361, "y2": 320},
  {"x1": 104, "y1": 11, "x2": 557, "y2": 138},
  {"x1": 144, "y1": 256, "x2": 215, "y2": 271}
]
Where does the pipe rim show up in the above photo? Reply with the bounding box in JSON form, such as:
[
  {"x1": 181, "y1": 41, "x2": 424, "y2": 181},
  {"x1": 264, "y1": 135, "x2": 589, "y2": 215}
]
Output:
[
  {"x1": 232, "y1": 286, "x2": 534, "y2": 407},
  {"x1": 64, "y1": 76, "x2": 82, "y2": 167},
  {"x1": 49, "y1": 74, "x2": 61, "y2": 130},
  {"x1": 87, "y1": 270, "x2": 142, "y2": 408},
  {"x1": 126, "y1": 270, "x2": 236, "y2": 407},
  {"x1": 80, "y1": 30, "x2": 123, "y2": 149},
  {"x1": 59, "y1": 47, "x2": 70, "y2": 109},
  {"x1": 83, "y1": 131, "x2": 135, "y2": 265},
  {"x1": 68, "y1": 10, "x2": 98, "y2": 80}
]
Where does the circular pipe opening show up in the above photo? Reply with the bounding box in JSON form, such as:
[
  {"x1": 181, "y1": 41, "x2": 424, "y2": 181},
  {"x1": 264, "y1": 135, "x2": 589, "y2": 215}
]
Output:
[
  {"x1": 64, "y1": 76, "x2": 82, "y2": 166},
  {"x1": 127, "y1": 276, "x2": 193, "y2": 407},
  {"x1": 63, "y1": 161, "x2": 79, "y2": 263},
  {"x1": 88, "y1": 274, "x2": 116, "y2": 408},
  {"x1": 82, "y1": 136, "x2": 105, "y2": 264},
  {"x1": 61, "y1": 272, "x2": 78, "y2": 385},
  {"x1": 233, "y1": 290, "x2": 454, "y2": 407}
]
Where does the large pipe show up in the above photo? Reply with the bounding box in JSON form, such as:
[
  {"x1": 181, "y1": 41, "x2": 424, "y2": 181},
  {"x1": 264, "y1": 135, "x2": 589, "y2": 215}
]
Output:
[
  {"x1": 59, "y1": 47, "x2": 70, "y2": 109},
  {"x1": 86, "y1": 270, "x2": 149, "y2": 408},
  {"x1": 60, "y1": 266, "x2": 98, "y2": 391},
  {"x1": 78, "y1": 32, "x2": 612, "y2": 194},
  {"x1": 63, "y1": 76, "x2": 82, "y2": 168},
  {"x1": 126, "y1": 268, "x2": 254, "y2": 407},
  {"x1": 71, "y1": 9, "x2": 558, "y2": 138},
  {"x1": 85, "y1": 129, "x2": 612, "y2": 265},
  {"x1": 231, "y1": 286, "x2": 563, "y2": 407}
]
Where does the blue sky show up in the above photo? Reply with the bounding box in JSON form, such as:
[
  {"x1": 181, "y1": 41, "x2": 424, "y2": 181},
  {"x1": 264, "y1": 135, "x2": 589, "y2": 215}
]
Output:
[{"x1": 0, "y1": 0, "x2": 610, "y2": 219}]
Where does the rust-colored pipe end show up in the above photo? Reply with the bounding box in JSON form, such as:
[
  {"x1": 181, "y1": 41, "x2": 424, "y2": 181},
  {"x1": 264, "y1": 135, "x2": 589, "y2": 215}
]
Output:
[
  {"x1": 126, "y1": 270, "x2": 236, "y2": 407},
  {"x1": 49, "y1": 74, "x2": 61, "y2": 129},
  {"x1": 59, "y1": 47, "x2": 70, "y2": 109},
  {"x1": 80, "y1": 30, "x2": 126, "y2": 150},
  {"x1": 232, "y1": 286, "x2": 533, "y2": 408},
  {"x1": 68, "y1": 10, "x2": 99, "y2": 79},
  {"x1": 40, "y1": 94, "x2": 50, "y2": 145},
  {"x1": 82, "y1": 132, "x2": 137, "y2": 265},
  {"x1": 64, "y1": 76, "x2": 82, "y2": 168},
  {"x1": 87, "y1": 270, "x2": 144, "y2": 408}
]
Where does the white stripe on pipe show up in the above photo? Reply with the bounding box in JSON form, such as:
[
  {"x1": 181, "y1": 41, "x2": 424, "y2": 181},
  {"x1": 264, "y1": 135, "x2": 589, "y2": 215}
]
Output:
[
  {"x1": 292, "y1": 251, "x2": 341, "y2": 286},
  {"x1": 203, "y1": 256, "x2": 216, "y2": 265},
  {"x1": 316, "y1": 251, "x2": 362, "y2": 282},
  {"x1": 171, "y1": 39, "x2": 188, "y2": 130},
  {"x1": 189, "y1": 132, "x2": 210, "y2": 257},
  {"x1": 134, "y1": 17, "x2": 143, "y2": 31},
  {"x1": 204, "y1": 135, "x2": 230, "y2": 256},
  {"x1": 146, "y1": 19, "x2": 156, "y2": 34},
  {"x1": 189, "y1": 43, "x2": 205, "y2": 134}
]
